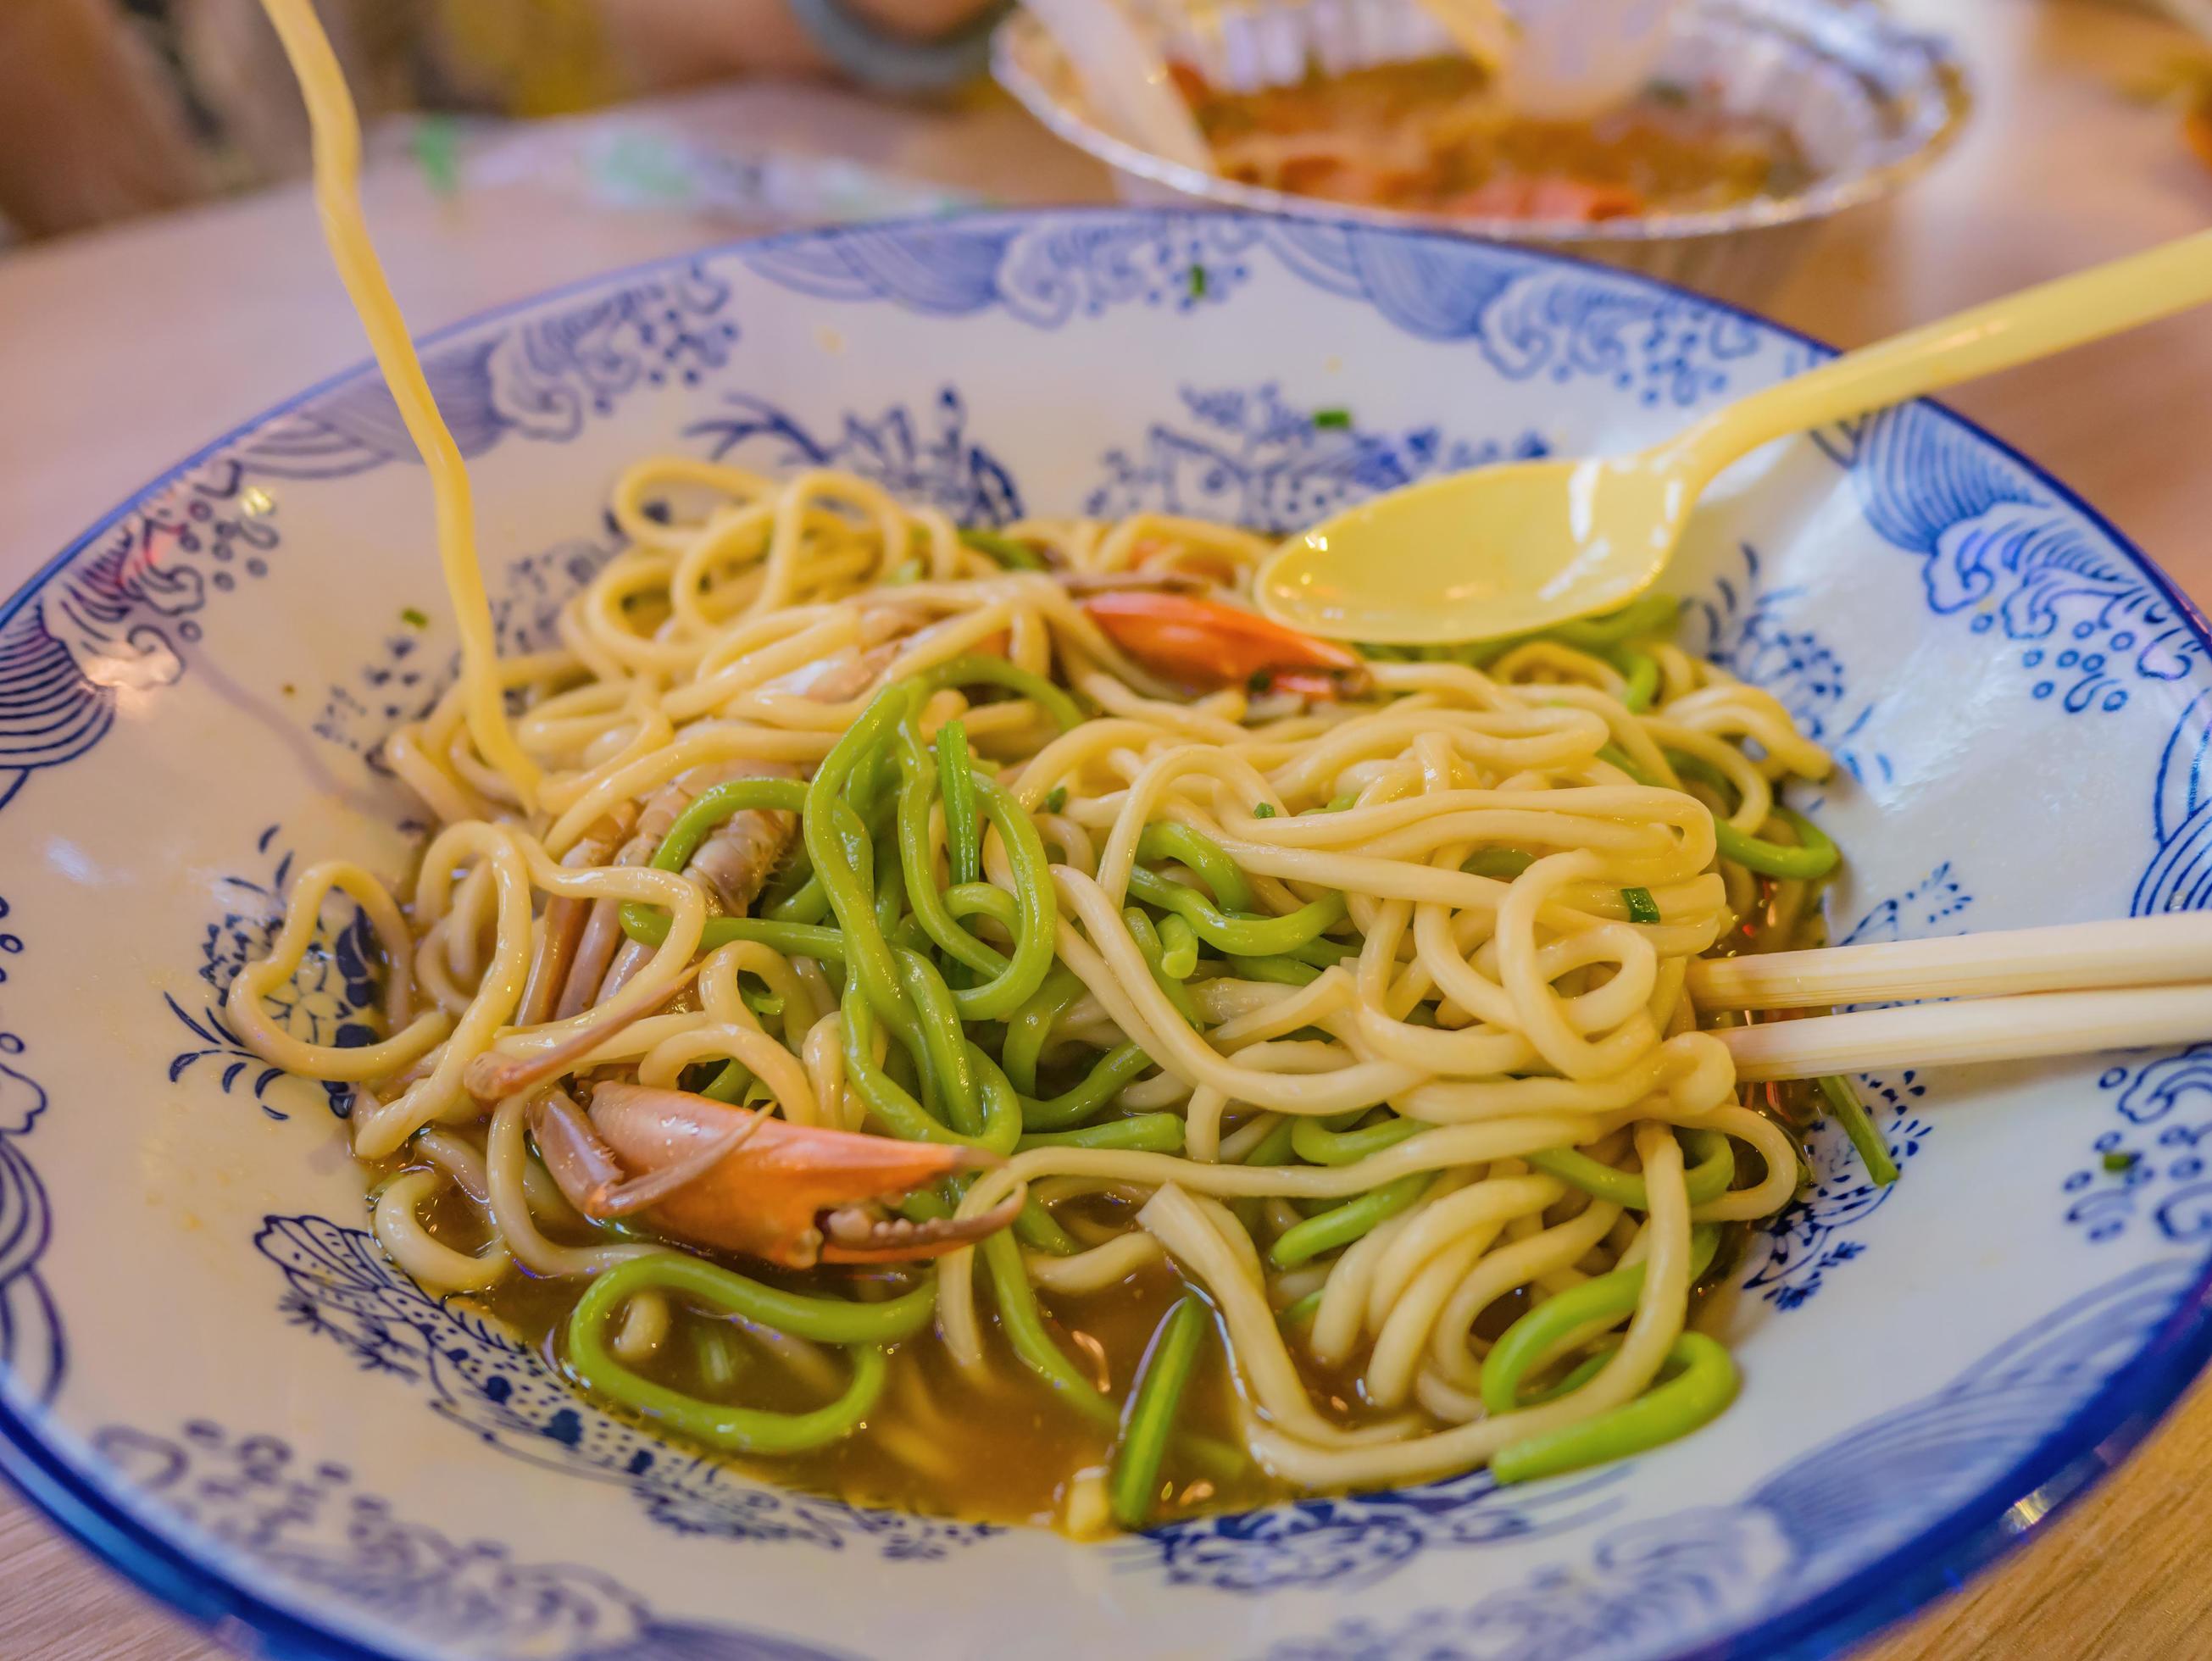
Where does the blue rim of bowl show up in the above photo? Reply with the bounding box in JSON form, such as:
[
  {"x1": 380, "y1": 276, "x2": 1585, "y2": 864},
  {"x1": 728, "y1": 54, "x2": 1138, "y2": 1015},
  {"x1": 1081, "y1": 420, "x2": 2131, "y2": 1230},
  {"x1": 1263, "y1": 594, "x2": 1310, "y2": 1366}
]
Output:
[{"x1": 1, "y1": 205, "x2": 2208, "y2": 1661}]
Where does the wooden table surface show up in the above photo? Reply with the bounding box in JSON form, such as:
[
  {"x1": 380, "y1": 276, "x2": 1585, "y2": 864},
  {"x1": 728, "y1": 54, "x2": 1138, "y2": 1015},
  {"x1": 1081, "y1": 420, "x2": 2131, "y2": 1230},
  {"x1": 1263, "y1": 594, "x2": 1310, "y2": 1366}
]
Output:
[{"x1": 4, "y1": 0, "x2": 2212, "y2": 1653}]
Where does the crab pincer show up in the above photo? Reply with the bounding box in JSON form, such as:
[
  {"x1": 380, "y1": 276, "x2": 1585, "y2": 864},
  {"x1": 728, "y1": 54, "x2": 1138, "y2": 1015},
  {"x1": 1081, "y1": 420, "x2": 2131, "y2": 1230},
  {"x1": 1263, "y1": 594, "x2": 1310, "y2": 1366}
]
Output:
[
  {"x1": 531, "y1": 1084, "x2": 1021, "y2": 1270},
  {"x1": 1081, "y1": 591, "x2": 1370, "y2": 699}
]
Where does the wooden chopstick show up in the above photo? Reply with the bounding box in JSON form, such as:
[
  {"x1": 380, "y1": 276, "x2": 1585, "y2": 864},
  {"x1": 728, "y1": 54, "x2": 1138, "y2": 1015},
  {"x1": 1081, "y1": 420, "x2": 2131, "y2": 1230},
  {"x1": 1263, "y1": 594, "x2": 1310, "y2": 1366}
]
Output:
[
  {"x1": 1687, "y1": 913, "x2": 2212, "y2": 1013},
  {"x1": 1716, "y1": 984, "x2": 2212, "y2": 1083}
]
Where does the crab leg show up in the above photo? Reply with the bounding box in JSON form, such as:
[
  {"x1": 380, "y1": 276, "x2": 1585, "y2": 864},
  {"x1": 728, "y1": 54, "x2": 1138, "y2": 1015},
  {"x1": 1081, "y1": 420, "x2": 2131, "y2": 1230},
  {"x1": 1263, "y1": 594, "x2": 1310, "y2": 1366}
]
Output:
[
  {"x1": 557, "y1": 640, "x2": 920, "y2": 1021},
  {"x1": 530, "y1": 1086, "x2": 760, "y2": 1219},
  {"x1": 557, "y1": 839, "x2": 656, "y2": 1022},
  {"x1": 816, "y1": 1197, "x2": 1027, "y2": 1264},
  {"x1": 686, "y1": 769, "x2": 801, "y2": 919},
  {"x1": 554, "y1": 761, "x2": 764, "y2": 1024},
  {"x1": 1081, "y1": 591, "x2": 1370, "y2": 698},
  {"x1": 564, "y1": 617, "x2": 993, "y2": 1019},
  {"x1": 587, "y1": 759, "x2": 798, "y2": 1008},
  {"x1": 516, "y1": 805, "x2": 637, "y2": 1028},
  {"x1": 586, "y1": 1082, "x2": 1020, "y2": 1269},
  {"x1": 464, "y1": 956, "x2": 704, "y2": 1103}
]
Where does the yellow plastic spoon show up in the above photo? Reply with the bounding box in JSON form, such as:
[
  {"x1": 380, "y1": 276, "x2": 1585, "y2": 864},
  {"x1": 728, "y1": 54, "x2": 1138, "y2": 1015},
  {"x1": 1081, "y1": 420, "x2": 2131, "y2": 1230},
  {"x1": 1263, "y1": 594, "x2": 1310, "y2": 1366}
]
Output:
[{"x1": 1256, "y1": 228, "x2": 2212, "y2": 645}]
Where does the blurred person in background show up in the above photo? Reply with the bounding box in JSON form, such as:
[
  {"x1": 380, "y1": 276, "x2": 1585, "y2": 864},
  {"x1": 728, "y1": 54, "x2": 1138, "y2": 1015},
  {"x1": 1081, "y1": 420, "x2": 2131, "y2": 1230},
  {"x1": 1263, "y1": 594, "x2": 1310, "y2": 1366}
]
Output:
[{"x1": 0, "y1": 0, "x2": 1008, "y2": 239}]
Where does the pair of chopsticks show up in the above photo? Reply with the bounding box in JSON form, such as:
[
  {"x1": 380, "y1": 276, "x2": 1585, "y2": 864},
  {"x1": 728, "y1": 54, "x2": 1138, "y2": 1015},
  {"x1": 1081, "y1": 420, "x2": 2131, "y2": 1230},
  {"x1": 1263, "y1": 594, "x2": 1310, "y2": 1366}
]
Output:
[{"x1": 1685, "y1": 913, "x2": 2212, "y2": 1083}]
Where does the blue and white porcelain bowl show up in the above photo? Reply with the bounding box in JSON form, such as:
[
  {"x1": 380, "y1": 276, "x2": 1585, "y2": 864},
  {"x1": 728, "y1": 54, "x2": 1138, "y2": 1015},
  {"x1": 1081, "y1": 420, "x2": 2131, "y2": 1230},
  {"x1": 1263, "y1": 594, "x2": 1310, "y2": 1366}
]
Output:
[{"x1": 3, "y1": 208, "x2": 2209, "y2": 1661}]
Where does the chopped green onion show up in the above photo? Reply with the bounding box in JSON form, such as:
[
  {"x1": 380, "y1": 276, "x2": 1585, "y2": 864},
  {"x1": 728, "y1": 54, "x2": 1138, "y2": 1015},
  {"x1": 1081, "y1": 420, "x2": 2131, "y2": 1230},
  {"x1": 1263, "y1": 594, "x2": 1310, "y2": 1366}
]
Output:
[
  {"x1": 410, "y1": 116, "x2": 462, "y2": 197},
  {"x1": 399, "y1": 606, "x2": 429, "y2": 629},
  {"x1": 1252, "y1": 803, "x2": 1278, "y2": 819},
  {"x1": 1311, "y1": 408, "x2": 1353, "y2": 430},
  {"x1": 1484, "y1": 1227, "x2": 1722, "y2": 1415},
  {"x1": 1597, "y1": 742, "x2": 1650, "y2": 781},
  {"x1": 1622, "y1": 886, "x2": 1661, "y2": 925},
  {"x1": 1043, "y1": 786, "x2": 1069, "y2": 814},
  {"x1": 2104, "y1": 1149, "x2": 2139, "y2": 1174},
  {"x1": 1546, "y1": 592, "x2": 1680, "y2": 652}
]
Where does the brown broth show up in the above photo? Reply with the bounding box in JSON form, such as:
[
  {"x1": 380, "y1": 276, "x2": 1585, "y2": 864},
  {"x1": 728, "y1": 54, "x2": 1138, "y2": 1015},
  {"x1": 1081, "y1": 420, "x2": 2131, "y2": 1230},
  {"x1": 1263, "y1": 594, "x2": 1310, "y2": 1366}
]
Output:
[{"x1": 425, "y1": 1213, "x2": 1309, "y2": 1528}]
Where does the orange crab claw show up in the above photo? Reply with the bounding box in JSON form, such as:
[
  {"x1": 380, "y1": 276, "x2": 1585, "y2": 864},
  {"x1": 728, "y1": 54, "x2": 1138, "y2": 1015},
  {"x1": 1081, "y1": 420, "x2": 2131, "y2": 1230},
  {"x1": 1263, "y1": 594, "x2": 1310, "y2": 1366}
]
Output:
[
  {"x1": 1082, "y1": 591, "x2": 1370, "y2": 698},
  {"x1": 584, "y1": 1083, "x2": 1017, "y2": 1269}
]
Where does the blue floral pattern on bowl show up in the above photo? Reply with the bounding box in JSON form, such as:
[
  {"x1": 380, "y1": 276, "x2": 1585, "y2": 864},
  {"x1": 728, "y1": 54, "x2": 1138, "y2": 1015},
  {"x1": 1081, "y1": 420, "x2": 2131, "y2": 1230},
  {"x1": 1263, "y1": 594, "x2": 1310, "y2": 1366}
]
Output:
[
  {"x1": 687, "y1": 389, "x2": 1021, "y2": 525},
  {"x1": 1683, "y1": 541, "x2": 1891, "y2": 789},
  {"x1": 1082, "y1": 382, "x2": 1548, "y2": 531},
  {"x1": 94, "y1": 1420, "x2": 842, "y2": 1661},
  {"x1": 1126, "y1": 1469, "x2": 1626, "y2": 1595},
  {"x1": 164, "y1": 825, "x2": 375, "y2": 1119},
  {"x1": 1815, "y1": 405, "x2": 2204, "y2": 714},
  {"x1": 0, "y1": 882, "x2": 57, "y2": 1403}
]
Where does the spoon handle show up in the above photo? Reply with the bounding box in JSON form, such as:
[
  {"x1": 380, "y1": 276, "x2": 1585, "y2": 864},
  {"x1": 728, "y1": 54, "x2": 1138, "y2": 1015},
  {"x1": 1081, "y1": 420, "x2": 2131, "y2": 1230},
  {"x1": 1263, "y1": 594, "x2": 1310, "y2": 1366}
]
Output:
[{"x1": 1677, "y1": 227, "x2": 2212, "y2": 475}]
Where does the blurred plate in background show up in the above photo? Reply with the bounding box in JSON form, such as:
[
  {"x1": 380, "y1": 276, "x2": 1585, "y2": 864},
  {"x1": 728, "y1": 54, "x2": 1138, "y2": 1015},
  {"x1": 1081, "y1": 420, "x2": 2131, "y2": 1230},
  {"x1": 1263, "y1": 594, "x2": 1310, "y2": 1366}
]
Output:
[{"x1": 995, "y1": 0, "x2": 1971, "y2": 300}]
